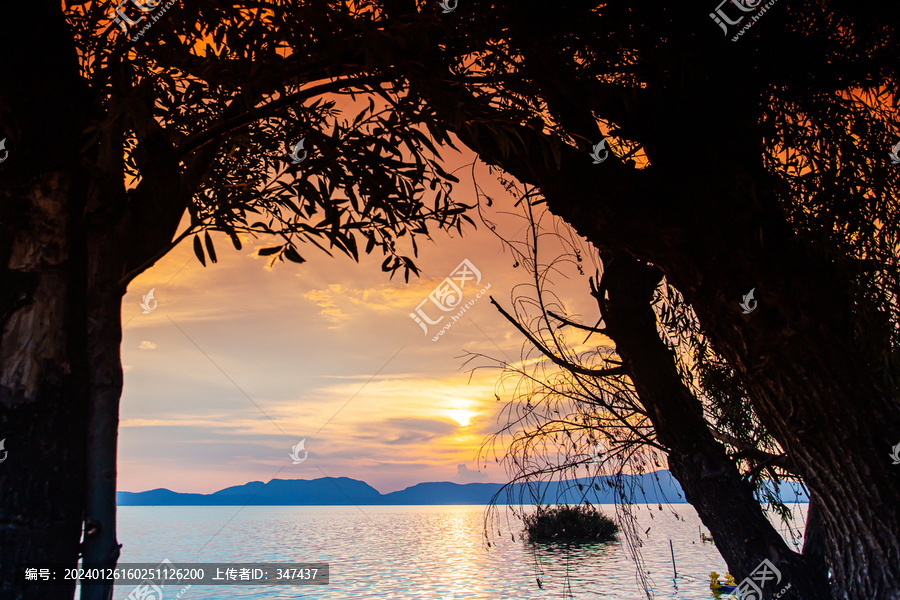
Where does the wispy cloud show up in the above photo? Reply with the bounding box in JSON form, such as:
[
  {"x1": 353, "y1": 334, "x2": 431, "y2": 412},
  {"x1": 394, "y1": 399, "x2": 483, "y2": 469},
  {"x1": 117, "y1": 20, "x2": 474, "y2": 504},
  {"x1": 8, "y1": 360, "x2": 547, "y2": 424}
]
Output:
[{"x1": 117, "y1": 165, "x2": 600, "y2": 494}]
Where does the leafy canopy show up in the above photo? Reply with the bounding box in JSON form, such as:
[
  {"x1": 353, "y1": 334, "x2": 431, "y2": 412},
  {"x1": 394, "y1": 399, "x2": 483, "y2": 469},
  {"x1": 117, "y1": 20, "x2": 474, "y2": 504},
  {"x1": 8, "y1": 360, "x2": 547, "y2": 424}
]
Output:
[{"x1": 62, "y1": 0, "x2": 472, "y2": 281}]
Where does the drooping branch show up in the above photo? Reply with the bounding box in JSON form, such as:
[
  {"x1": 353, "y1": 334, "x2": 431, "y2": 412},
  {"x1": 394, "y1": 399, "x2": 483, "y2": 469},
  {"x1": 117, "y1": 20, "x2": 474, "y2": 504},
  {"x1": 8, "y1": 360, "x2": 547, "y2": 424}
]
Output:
[{"x1": 490, "y1": 296, "x2": 625, "y2": 379}]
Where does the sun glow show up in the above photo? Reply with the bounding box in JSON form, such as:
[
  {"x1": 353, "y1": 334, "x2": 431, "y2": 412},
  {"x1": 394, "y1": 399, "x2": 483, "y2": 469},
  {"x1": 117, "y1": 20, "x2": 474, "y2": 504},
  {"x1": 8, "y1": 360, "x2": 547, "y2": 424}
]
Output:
[{"x1": 446, "y1": 409, "x2": 475, "y2": 427}]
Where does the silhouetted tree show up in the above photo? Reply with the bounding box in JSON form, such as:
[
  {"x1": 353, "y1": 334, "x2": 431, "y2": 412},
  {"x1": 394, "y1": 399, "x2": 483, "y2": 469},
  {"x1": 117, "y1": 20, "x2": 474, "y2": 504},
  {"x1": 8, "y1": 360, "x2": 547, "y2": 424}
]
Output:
[
  {"x1": 473, "y1": 202, "x2": 827, "y2": 599},
  {"x1": 376, "y1": 2, "x2": 900, "y2": 597},
  {"x1": 4, "y1": 2, "x2": 900, "y2": 599},
  {"x1": 0, "y1": 3, "x2": 467, "y2": 599}
]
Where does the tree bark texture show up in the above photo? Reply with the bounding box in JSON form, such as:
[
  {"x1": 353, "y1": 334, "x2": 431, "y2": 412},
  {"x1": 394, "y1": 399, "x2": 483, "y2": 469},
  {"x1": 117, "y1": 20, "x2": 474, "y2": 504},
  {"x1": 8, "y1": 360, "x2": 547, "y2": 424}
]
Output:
[{"x1": 600, "y1": 253, "x2": 831, "y2": 599}]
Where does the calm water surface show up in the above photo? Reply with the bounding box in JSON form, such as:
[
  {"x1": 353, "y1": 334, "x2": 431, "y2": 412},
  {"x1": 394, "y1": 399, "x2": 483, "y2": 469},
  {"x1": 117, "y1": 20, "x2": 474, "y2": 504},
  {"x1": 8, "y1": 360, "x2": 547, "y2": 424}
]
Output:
[{"x1": 108, "y1": 504, "x2": 805, "y2": 600}]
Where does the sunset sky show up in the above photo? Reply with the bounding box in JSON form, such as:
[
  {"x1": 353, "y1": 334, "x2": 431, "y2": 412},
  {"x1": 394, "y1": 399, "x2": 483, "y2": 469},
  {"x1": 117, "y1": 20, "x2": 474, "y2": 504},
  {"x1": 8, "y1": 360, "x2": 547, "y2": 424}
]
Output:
[{"x1": 118, "y1": 148, "x2": 601, "y2": 495}]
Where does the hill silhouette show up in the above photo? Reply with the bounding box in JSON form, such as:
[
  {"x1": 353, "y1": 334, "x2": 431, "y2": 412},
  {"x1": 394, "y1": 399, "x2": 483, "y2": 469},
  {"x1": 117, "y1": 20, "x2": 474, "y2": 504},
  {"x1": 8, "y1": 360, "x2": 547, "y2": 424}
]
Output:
[{"x1": 117, "y1": 471, "x2": 808, "y2": 506}]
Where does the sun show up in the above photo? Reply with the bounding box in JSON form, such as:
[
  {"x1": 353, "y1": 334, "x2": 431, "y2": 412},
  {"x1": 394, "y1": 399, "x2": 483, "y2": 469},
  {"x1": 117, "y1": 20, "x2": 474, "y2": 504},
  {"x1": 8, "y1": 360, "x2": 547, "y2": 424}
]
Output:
[{"x1": 445, "y1": 409, "x2": 475, "y2": 427}]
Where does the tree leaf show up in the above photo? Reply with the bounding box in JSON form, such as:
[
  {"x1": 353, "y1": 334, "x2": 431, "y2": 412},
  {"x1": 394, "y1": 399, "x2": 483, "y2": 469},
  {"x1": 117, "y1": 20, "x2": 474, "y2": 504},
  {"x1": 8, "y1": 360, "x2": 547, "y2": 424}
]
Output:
[
  {"x1": 193, "y1": 234, "x2": 206, "y2": 267},
  {"x1": 204, "y1": 231, "x2": 218, "y2": 264},
  {"x1": 284, "y1": 246, "x2": 306, "y2": 264}
]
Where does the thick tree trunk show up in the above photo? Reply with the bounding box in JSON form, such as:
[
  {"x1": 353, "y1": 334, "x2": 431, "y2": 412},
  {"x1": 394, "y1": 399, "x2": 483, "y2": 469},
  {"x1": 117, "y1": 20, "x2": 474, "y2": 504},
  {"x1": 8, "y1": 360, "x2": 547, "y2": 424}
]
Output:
[
  {"x1": 644, "y1": 104, "x2": 900, "y2": 598},
  {"x1": 681, "y1": 239, "x2": 900, "y2": 600},
  {"x1": 0, "y1": 174, "x2": 88, "y2": 600},
  {"x1": 546, "y1": 157, "x2": 900, "y2": 598},
  {"x1": 0, "y1": 4, "x2": 93, "y2": 598},
  {"x1": 1, "y1": 5, "x2": 182, "y2": 598},
  {"x1": 600, "y1": 254, "x2": 830, "y2": 599}
]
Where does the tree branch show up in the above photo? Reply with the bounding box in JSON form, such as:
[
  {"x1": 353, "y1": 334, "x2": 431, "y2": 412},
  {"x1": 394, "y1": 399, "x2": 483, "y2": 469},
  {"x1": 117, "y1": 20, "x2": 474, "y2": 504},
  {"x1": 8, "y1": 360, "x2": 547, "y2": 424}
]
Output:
[
  {"x1": 176, "y1": 74, "x2": 394, "y2": 159},
  {"x1": 548, "y1": 310, "x2": 607, "y2": 334},
  {"x1": 490, "y1": 296, "x2": 626, "y2": 379},
  {"x1": 709, "y1": 429, "x2": 798, "y2": 475}
]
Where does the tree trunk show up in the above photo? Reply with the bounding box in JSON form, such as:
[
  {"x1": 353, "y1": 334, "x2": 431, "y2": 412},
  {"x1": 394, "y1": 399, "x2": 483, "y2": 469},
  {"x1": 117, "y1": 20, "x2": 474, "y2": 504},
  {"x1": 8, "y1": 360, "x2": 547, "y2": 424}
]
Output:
[
  {"x1": 412, "y1": 83, "x2": 900, "y2": 598},
  {"x1": 643, "y1": 109, "x2": 900, "y2": 599},
  {"x1": 79, "y1": 284, "x2": 125, "y2": 600},
  {"x1": 0, "y1": 174, "x2": 89, "y2": 600},
  {"x1": 600, "y1": 253, "x2": 831, "y2": 599},
  {"x1": 684, "y1": 242, "x2": 900, "y2": 600},
  {"x1": 802, "y1": 494, "x2": 828, "y2": 586},
  {"x1": 1, "y1": 5, "x2": 185, "y2": 598},
  {"x1": 1, "y1": 3, "x2": 94, "y2": 598}
]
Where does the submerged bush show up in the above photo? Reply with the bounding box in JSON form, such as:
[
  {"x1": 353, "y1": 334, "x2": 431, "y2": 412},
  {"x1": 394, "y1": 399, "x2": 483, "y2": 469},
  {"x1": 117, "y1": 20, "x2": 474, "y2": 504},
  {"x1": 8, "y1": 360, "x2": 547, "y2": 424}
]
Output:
[{"x1": 523, "y1": 505, "x2": 619, "y2": 542}]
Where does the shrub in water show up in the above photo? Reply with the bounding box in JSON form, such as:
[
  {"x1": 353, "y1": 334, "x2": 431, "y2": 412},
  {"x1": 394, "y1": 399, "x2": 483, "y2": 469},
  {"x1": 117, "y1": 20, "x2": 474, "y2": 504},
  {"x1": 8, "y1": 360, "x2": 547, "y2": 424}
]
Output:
[{"x1": 524, "y1": 505, "x2": 619, "y2": 542}]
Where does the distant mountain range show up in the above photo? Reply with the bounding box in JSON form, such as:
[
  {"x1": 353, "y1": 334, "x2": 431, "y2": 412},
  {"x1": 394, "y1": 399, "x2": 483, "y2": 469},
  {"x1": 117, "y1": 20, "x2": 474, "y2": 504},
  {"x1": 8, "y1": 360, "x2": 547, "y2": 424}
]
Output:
[{"x1": 117, "y1": 471, "x2": 809, "y2": 506}]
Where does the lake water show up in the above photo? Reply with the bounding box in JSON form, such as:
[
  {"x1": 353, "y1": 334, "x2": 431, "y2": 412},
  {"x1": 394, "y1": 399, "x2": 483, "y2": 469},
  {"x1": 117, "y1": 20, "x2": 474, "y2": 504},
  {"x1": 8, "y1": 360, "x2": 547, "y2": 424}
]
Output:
[{"x1": 106, "y1": 504, "x2": 806, "y2": 600}]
